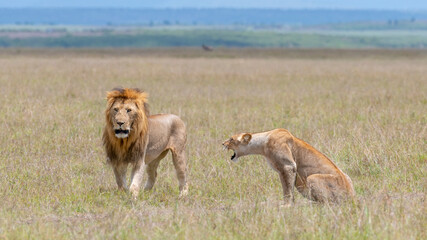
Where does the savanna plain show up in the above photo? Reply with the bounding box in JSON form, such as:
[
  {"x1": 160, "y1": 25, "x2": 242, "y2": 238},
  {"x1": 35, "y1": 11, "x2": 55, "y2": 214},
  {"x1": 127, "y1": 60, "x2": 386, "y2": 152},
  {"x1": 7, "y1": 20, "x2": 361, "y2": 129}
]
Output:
[{"x1": 0, "y1": 48, "x2": 425, "y2": 239}]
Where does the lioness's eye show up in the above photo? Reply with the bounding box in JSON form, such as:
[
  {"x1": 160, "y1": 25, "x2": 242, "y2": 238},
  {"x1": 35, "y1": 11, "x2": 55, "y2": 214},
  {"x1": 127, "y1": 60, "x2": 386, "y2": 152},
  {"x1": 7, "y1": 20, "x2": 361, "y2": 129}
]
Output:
[
  {"x1": 113, "y1": 108, "x2": 118, "y2": 112},
  {"x1": 126, "y1": 109, "x2": 132, "y2": 113}
]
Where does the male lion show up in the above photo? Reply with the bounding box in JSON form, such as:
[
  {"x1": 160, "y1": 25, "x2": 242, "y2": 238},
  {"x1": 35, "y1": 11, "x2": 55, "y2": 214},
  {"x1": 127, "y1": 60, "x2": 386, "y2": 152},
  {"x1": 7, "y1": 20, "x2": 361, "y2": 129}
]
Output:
[
  {"x1": 222, "y1": 128, "x2": 355, "y2": 205},
  {"x1": 103, "y1": 88, "x2": 188, "y2": 198}
]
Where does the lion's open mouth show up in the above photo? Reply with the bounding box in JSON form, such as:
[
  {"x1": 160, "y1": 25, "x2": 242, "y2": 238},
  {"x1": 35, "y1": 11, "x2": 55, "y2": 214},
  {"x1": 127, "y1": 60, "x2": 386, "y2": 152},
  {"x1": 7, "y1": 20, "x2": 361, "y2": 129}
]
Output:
[
  {"x1": 231, "y1": 151, "x2": 236, "y2": 161},
  {"x1": 114, "y1": 129, "x2": 129, "y2": 135},
  {"x1": 114, "y1": 129, "x2": 130, "y2": 138}
]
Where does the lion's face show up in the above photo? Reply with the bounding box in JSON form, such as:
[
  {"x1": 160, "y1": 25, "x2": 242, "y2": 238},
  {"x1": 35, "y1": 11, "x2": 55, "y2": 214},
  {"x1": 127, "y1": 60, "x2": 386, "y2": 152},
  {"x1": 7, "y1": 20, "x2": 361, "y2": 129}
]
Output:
[
  {"x1": 109, "y1": 100, "x2": 139, "y2": 138},
  {"x1": 222, "y1": 133, "x2": 252, "y2": 161}
]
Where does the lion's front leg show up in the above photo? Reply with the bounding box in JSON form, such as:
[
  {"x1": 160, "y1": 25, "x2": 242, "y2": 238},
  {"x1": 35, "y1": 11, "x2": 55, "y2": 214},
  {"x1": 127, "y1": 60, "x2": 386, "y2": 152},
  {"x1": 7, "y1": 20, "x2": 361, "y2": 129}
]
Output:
[
  {"x1": 113, "y1": 163, "x2": 128, "y2": 191},
  {"x1": 129, "y1": 160, "x2": 147, "y2": 198}
]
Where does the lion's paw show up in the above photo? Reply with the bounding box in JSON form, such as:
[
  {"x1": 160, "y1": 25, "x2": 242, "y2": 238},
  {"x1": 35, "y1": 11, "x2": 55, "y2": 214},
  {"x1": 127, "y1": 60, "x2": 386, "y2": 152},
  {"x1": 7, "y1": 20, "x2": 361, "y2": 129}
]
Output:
[
  {"x1": 280, "y1": 202, "x2": 292, "y2": 209},
  {"x1": 179, "y1": 185, "x2": 189, "y2": 198},
  {"x1": 129, "y1": 185, "x2": 140, "y2": 199}
]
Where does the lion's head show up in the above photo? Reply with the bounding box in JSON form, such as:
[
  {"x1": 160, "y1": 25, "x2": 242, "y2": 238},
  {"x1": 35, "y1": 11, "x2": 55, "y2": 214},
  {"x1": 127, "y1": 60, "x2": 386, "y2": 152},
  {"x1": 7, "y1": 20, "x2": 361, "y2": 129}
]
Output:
[{"x1": 103, "y1": 88, "x2": 150, "y2": 164}]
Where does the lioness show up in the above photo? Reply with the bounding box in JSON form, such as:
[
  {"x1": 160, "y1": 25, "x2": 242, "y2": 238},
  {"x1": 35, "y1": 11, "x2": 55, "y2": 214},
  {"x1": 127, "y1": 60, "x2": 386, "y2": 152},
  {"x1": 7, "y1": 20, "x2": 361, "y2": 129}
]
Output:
[
  {"x1": 223, "y1": 128, "x2": 355, "y2": 205},
  {"x1": 103, "y1": 88, "x2": 188, "y2": 198}
]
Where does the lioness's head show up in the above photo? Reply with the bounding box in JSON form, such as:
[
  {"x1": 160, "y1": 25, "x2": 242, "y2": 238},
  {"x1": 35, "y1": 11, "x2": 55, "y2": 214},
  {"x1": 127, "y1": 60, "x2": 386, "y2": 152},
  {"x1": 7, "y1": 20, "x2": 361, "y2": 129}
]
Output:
[
  {"x1": 105, "y1": 88, "x2": 149, "y2": 139},
  {"x1": 222, "y1": 133, "x2": 252, "y2": 162}
]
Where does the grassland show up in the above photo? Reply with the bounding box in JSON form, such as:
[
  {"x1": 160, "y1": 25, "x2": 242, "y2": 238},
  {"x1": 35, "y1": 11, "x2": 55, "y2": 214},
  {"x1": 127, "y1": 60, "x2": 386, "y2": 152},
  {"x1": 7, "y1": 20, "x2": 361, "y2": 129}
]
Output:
[
  {"x1": 0, "y1": 48, "x2": 425, "y2": 239},
  {"x1": 1, "y1": 28, "x2": 427, "y2": 48}
]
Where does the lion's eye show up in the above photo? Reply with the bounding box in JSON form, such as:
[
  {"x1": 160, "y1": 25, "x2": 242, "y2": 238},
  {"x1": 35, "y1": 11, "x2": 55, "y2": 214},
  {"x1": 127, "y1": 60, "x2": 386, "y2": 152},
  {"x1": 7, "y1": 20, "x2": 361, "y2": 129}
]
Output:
[
  {"x1": 113, "y1": 108, "x2": 119, "y2": 112},
  {"x1": 126, "y1": 109, "x2": 132, "y2": 113}
]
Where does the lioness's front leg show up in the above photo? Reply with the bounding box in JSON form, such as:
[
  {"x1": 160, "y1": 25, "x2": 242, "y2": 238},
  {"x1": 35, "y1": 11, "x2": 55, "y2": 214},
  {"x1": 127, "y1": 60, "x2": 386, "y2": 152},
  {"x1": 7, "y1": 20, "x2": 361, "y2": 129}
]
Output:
[
  {"x1": 129, "y1": 160, "x2": 147, "y2": 198},
  {"x1": 113, "y1": 163, "x2": 128, "y2": 191},
  {"x1": 278, "y1": 165, "x2": 297, "y2": 207}
]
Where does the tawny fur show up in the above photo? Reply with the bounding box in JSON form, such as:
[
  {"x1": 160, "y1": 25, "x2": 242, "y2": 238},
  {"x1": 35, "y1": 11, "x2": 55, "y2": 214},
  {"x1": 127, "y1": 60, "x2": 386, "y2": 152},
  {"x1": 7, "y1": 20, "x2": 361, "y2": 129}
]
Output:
[
  {"x1": 223, "y1": 128, "x2": 355, "y2": 205},
  {"x1": 103, "y1": 88, "x2": 188, "y2": 198}
]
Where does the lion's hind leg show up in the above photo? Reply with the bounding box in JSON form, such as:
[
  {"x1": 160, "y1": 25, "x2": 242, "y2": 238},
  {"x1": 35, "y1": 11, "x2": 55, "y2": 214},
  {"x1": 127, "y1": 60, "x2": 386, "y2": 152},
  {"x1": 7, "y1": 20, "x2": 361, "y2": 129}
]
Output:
[
  {"x1": 144, "y1": 150, "x2": 168, "y2": 191},
  {"x1": 171, "y1": 148, "x2": 188, "y2": 197},
  {"x1": 306, "y1": 174, "x2": 343, "y2": 203}
]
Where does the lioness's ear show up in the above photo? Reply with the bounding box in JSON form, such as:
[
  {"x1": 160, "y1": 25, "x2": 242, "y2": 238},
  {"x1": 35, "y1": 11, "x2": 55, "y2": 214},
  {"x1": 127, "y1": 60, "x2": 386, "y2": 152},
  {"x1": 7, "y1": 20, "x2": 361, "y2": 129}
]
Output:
[{"x1": 242, "y1": 133, "x2": 251, "y2": 143}]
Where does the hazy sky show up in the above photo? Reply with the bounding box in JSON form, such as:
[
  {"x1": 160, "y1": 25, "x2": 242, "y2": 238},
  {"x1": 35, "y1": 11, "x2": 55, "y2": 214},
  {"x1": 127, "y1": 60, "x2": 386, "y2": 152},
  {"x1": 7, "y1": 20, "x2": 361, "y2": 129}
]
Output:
[{"x1": 2, "y1": 1, "x2": 427, "y2": 10}]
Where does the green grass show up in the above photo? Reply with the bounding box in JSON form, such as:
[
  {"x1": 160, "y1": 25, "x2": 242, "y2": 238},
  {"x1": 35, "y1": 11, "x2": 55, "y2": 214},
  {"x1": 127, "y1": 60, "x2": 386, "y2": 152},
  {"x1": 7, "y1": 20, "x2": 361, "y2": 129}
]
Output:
[
  {"x1": 1, "y1": 28, "x2": 427, "y2": 48},
  {"x1": 0, "y1": 48, "x2": 425, "y2": 239}
]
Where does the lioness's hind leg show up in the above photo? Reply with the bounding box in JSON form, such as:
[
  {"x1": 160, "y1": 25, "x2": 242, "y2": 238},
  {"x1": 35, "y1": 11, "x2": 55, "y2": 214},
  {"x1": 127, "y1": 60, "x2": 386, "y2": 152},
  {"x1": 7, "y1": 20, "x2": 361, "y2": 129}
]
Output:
[
  {"x1": 306, "y1": 174, "x2": 341, "y2": 203},
  {"x1": 171, "y1": 149, "x2": 188, "y2": 197},
  {"x1": 144, "y1": 150, "x2": 168, "y2": 191}
]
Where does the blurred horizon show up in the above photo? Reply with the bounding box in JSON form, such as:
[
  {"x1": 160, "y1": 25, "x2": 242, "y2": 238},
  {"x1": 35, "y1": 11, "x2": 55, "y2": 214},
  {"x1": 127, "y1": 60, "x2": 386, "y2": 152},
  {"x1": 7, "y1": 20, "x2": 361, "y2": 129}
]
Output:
[
  {"x1": 1, "y1": 8, "x2": 426, "y2": 26},
  {"x1": 2, "y1": 2, "x2": 427, "y2": 48},
  {"x1": 2, "y1": 0, "x2": 427, "y2": 10}
]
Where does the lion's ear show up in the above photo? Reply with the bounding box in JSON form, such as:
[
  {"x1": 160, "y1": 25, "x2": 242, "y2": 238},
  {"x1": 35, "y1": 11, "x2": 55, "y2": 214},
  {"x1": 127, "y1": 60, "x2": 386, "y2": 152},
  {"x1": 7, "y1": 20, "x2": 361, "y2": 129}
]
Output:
[
  {"x1": 106, "y1": 91, "x2": 115, "y2": 101},
  {"x1": 242, "y1": 133, "x2": 252, "y2": 144},
  {"x1": 134, "y1": 92, "x2": 149, "y2": 111},
  {"x1": 137, "y1": 92, "x2": 149, "y2": 105},
  {"x1": 106, "y1": 91, "x2": 117, "y2": 109}
]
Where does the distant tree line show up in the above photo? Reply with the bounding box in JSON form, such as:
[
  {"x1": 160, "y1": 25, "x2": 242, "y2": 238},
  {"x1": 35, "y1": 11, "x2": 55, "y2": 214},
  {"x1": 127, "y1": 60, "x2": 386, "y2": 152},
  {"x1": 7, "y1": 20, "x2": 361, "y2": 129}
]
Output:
[{"x1": 0, "y1": 29, "x2": 426, "y2": 48}]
